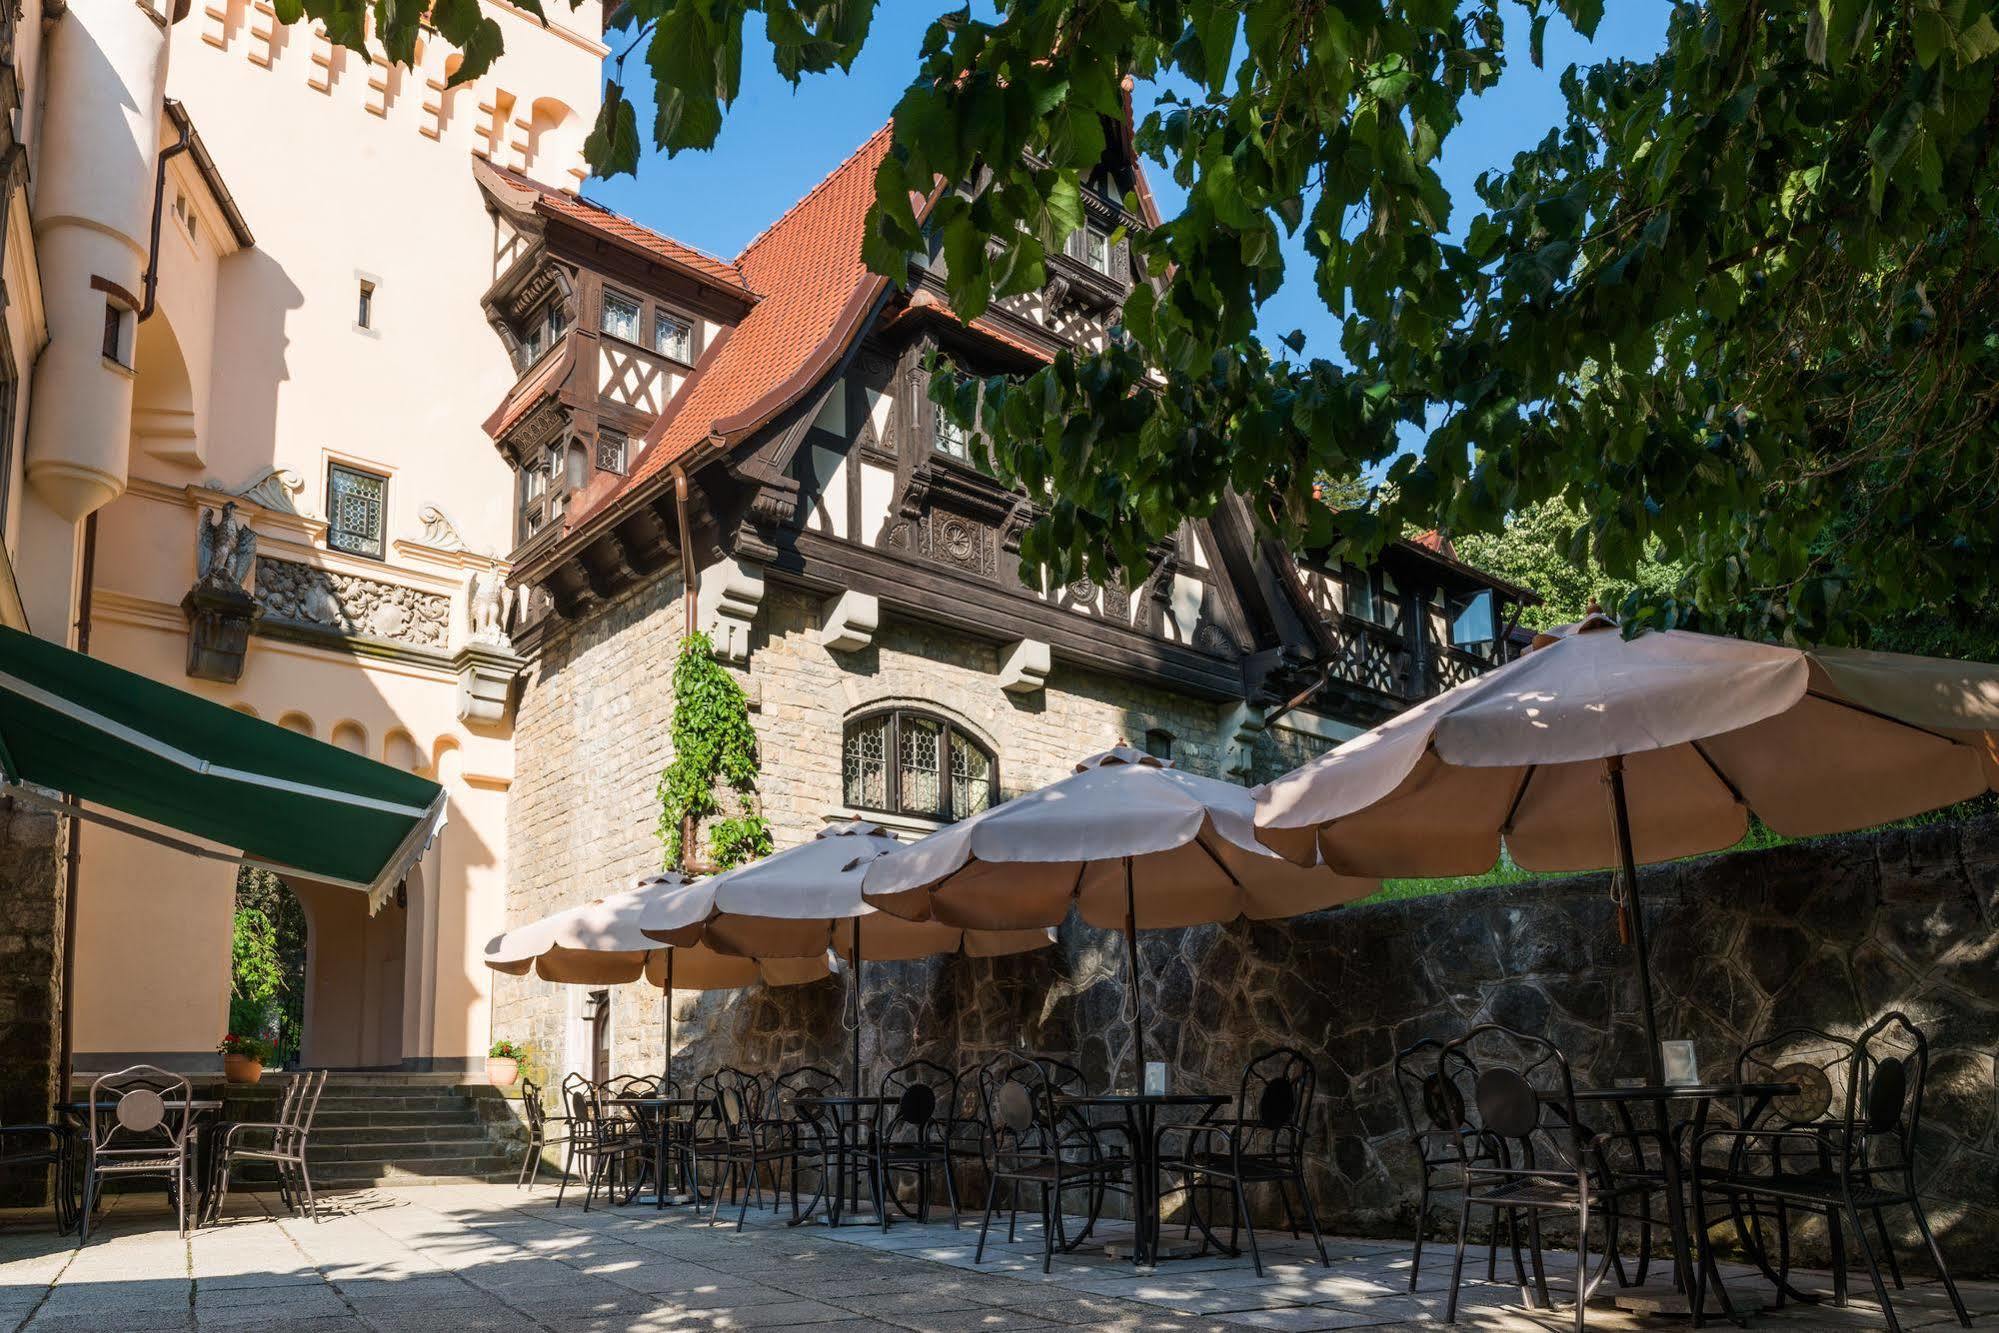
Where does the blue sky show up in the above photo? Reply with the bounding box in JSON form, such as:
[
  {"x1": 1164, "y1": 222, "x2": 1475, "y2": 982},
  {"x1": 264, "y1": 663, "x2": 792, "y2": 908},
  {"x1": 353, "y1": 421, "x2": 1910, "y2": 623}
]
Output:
[{"x1": 590, "y1": 5, "x2": 1672, "y2": 356}]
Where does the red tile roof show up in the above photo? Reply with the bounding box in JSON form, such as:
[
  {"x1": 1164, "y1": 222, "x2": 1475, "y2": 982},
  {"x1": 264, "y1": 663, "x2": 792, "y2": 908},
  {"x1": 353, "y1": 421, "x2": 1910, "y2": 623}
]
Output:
[{"x1": 480, "y1": 159, "x2": 751, "y2": 296}]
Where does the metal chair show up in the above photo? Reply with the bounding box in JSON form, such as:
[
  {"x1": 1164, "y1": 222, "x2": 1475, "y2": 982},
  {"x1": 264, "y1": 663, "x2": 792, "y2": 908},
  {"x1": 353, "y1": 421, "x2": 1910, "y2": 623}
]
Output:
[
  {"x1": 679, "y1": 1067, "x2": 762, "y2": 1211},
  {"x1": 709, "y1": 1064, "x2": 843, "y2": 1230},
  {"x1": 1162, "y1": 1047, "x2": 1329, "y2": 1276},
  {"x1": 972, "y1": 1053, "x2": 1128, "y2": 1274},
  {"x1": 515, "y1": 1078, "x2": 571, "y2": 1189},
  {"x1": 1438, "y1": 1025, "x2": 1647, "y2": 1333},
  {"x1": 1691, "y1": 1013, "x2": 1971, "y2": 1333},
  {"x1": 1393, "y1": 1036, "x2": 1520, "y2": 1292},
  {"x1": 0, "y1": 1123, "x2": 73, "y2": 1235},
  {"x1": 874, "y1": 1058, "x2": 963, "y2": 1230},
  {"x1": 79, "y1": 1064, "x2": 196, "y2": 1242},
  {"x1": 555, "y1": 1078, "x2": 642, "y2": 1211},
  {"x1": 208, "y1": 1068, "x2": 325, "y2": 1224}
]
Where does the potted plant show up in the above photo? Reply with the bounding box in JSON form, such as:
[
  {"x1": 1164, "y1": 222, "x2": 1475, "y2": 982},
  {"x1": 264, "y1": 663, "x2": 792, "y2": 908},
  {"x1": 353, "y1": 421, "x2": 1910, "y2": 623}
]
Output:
[
  {"x1": 218, "y1": 1033, "x2": 270, "y2": 1085},
  {"x1": 486, "y1": 1039, "x2": 524, "y2": 1087}
]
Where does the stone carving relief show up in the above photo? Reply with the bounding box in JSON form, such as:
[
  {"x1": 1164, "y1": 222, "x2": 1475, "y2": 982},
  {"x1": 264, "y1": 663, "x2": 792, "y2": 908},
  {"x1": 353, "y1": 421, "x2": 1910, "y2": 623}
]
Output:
[
  {"x1": 255, "y1": 556, "x2": 451, "y2": 650},
  {"x1": 207, "y1": 466, "x2": 310, "y2": 517},
  {"x1": 418, "y1": 505, "x2": 471, "y2": 552},
  {"x1": 195, "y1": 502, "x2": 257, "y2": 592}
]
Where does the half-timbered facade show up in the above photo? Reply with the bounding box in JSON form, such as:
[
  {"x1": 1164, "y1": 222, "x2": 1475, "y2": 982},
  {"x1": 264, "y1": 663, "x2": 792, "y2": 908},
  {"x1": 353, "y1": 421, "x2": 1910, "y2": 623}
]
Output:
[{"x1": 484, "y1": 123, "x2": 1536, "y2": 1080}]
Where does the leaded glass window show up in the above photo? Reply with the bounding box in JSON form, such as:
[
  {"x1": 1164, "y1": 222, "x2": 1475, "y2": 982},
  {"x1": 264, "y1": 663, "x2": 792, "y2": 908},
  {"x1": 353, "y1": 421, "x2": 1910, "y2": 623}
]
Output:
[
  {"x1": 327, "y1": 463, "x2": 387, "y2": 558},
  {"x1": 842, "y1": 709, "x2": 996, "y2": 822},
  {"x1": 595, "y1": 429, "x2": 628, "y2": 475},
  {"x1": 601, "y1": 289, "x2": 641, "y2": 342},
  {"x1": 933, "y1": 400, "x2": 970, "y2": 461},
  {"x1": 653, "y1": 312, "x2": 692, "y2": 362}
]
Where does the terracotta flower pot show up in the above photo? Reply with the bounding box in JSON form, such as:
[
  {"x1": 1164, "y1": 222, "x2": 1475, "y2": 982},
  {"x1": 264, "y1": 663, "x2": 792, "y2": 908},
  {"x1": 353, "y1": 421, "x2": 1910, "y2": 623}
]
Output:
[
  {"x1": 223, "y1": 1053, "x2": 264, "y2": 1085},
  {"x1": 485, "y1": 1056, "x2": 519, "y2": 1087}
]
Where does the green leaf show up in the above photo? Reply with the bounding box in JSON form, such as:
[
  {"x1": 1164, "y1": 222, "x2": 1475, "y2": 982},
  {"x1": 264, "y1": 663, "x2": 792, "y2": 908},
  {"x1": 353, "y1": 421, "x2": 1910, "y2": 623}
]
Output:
[{"x1": 584, "y1": 81, "x2": 642, "y2": 178}]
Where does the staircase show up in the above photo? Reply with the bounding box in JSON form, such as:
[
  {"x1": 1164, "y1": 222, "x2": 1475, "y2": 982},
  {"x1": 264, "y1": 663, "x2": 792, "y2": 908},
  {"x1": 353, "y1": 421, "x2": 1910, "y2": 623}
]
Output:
[{"x1": 227, "y1": 1072, "x2": 529, "y2": 1190}]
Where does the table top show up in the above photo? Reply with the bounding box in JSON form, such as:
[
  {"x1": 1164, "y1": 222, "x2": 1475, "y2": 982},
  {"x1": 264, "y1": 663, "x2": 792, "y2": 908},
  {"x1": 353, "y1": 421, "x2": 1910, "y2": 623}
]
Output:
[
  {"x1": 61, "y1": 1099, "x2": 224, "y2": 1113},
  {"x1": 795, "y1": 1094, "x2": 897, "y2": 1108},
  {"x1": 1058, "y1": 1093, "x2": 1230, "y2": 1109},
  {"x1": 605, "y1": 1096, "x2": 710, "y2": 1108},
  {"x1": 1564, "y1": 1082, "x2": 1798, "y2": 1103}
]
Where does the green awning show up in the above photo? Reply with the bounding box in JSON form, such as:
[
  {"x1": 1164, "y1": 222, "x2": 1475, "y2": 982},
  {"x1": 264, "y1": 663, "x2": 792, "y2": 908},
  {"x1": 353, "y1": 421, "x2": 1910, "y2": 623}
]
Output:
[{"x1": 0, "y1": 624, "x2": 445, "y2": 907}]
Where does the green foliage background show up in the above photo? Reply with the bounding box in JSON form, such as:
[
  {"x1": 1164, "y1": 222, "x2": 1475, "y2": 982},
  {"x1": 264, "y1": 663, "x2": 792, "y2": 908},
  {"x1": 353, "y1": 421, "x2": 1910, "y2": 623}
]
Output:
[{"x1": 657, "y1": 632, "x2": 772, "y2": 871}]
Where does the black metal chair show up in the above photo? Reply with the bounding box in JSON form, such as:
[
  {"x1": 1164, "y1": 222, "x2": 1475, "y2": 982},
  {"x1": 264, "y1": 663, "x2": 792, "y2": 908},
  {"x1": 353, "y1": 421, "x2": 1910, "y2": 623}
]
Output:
[
  {"x1": 1393, "y1": 1036, "x2": 1522, "y2": 1292},
  {"x1": 972, "y1": 1053, "x2": 1128, "y2": 1274},
  {"x1": 1438, "y1": 1025, "x2": 1647, "y2": 1333},
  {"x1": 515, "y1": 1078, "x2": 571, "y2": 1189},
  {"x1": 555, "y1": 1078, "x2": 642, "y2": 1211},
  {"x1": 1161, "y1": 1047, "x2": 1329, "y2": 1276},
  {"x1": 710, "y1": 1064, "x2": 844, "y2": 1230},
  {"x1": 0, "y1": 1123, "x2": 73, "y2": 1234},
  {"x1": 207, "y1": 1068, "x2": 326, "y2": 1224},
  {"x1": 79, "y1": 1064, "x2": 196, "y2": 1242},
  {"x1": 680, "y1": 1066, "x2": 762, "y2": 1209},
  {"x1": 873, "y1": 1058, "x2": 963, "y2": 1230},
  {"x1": 1691, "y1": 1013, "x2": 1971, "y2": 1333}
]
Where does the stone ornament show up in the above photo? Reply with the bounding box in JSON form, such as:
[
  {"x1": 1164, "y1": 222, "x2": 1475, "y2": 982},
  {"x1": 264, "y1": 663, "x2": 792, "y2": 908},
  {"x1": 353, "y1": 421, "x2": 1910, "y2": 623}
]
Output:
[
  {"x1": 419, "y1": 505, "x2": 471, "y2": 552},
  {"x1": 464, "y1": 567, "x2": 514, "y2": 650},
  {"x1": 255, "y1": 556, "x2": 450, "y2": 650},
  {"x1": 206, "y1": 466, "x2": 310, "y2": 517},
  {"x1": 195, "y1": 501, "x2": 257, "y2": 591}
]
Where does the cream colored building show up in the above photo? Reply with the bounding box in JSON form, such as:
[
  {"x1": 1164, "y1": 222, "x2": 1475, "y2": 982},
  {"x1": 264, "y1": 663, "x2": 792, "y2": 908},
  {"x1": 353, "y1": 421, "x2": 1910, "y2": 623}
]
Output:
[{"x1": 0, "y1": 0, "x2": 602, "y2": 1082}]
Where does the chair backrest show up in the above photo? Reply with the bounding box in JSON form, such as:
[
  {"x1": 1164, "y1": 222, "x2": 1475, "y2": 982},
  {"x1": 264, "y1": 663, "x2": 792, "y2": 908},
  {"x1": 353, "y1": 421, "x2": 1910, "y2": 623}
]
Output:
[
  {"x1": 1735, "y1": 1025, "x2": 1856, "y2": 1130},
  {"x1": 881, "y1": 1058, "x2": 956, "y2": 1141},
  {"x1": 1239, "y1": 1047, "x2": 1315, "y2": 1137},
  {"x1": 290, "y1": 1069, "x2": 328, "y2": 1139},
  {"x1": 1439, "y1": 1025, "x2": 1585, "y2": 1171},
  {"x1": 86, "y1": 1064, "x2": 193, "y2": 1156},
  {"x1": 521, "y1": 1078, "x2": 547, "y2": 1134},
  {"x1": 699, "y1": 1066, "x2": 762, "y2": 1131},
  {"x1": 770, "y1": 1064, "x2": 840, "y2": 1121},
  {"x1": 1394, "y1": 1037, "x2": 1478, "y2": 1146},
  {"x1": 977, "y1": 1052, "x2": 1059, "y2": 1157},
  {"x1": 1846, "y1": 1012, "x2": 1929, "y2": 1161}
]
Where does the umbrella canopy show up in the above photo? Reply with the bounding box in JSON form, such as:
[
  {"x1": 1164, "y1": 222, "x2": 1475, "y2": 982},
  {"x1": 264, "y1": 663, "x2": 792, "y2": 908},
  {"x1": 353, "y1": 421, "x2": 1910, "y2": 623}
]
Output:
[
  {"x1": 639, "y1": 820, "x2": 1056, "y2": 960},
  {"x1": 1254, "y1": 615, "x2": 1999, "y2": 876},
  {"x1": 862, "y1": 747, "x2": 1375, "y2": 931},
  {"x1": 640, "y1": 821, "x2": 1055, "y2": 1094},
  {"x1": 862, "y1": 746, "x2": 1375, "y2": 1085},
  {"x1": 1252, "y1": 614, "x2": 1999, "y2": 1081}
]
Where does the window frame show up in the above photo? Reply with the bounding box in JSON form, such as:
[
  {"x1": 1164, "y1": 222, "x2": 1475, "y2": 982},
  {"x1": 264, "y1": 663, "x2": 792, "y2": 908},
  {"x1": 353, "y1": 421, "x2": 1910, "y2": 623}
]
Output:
[
  {"x1": 326, "y1": 461, "x2": 390, "y2": 560},
  {"x1": 599, "y1": 287, "x2": 643, "y2": 344},
  {"x1": 652, "y1": 310, "x2": 693, "y2": 364},
  {"x1": 842, "y1": 708, "x2": 997, "y2": 824}
]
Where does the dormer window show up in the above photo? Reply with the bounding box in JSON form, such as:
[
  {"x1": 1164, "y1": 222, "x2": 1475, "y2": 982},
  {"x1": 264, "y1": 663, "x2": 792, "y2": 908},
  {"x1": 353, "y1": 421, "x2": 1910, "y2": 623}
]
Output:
[
  {"x1": 653, "y1": 313, "x2": 692, "y2": 363},
  {"x1": 601, "y1": 289, "x2": 641, "y2": 343},
  {"x1": 514, "y1": 302, "x2": 569, "y2": 373}
]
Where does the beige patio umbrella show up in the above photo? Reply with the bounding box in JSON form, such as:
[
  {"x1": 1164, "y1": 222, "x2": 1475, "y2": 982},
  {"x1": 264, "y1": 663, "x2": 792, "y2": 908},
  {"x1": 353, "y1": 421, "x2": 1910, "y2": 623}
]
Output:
[
  {"x1": 639, "y1": 821, "x2": 1055, "y2": 1091},
  {"x1": 482, "y1": 873, "x2": 832, "y2": 1088},
  {"x1": 861, "y1": 747, "x2": 1376, "y2": 1086},
  {"x1": 1253, "y1": 613, "x2": 1999, "y2": 1078}
]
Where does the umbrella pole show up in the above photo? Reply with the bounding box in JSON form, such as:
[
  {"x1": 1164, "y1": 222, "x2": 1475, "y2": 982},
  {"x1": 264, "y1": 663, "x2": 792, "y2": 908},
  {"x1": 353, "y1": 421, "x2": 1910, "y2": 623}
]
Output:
[
  {"x1": 662, "y1": 949, "x2": 674, "y2": 1089},
  {"x1": 851, "y1": 918, "x2": 863, "y2": 1096},
  {"x1": 1122, "y1": 855, "x2": 1144, "y2": 1091},
  {"x1": 1605, "y1": 756, "x2": 1666, "y2": 1085}
]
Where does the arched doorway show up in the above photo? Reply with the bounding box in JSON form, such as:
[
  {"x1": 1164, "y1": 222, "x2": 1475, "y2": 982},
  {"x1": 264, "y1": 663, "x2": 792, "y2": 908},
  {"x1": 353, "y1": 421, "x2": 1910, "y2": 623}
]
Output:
[{"x1": 229, "y1": 868, "x2": 308, "y2": 1065}]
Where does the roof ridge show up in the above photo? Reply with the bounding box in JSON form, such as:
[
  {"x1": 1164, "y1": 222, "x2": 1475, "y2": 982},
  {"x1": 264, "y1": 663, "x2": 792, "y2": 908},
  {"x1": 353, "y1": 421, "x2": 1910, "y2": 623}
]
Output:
[
  {"x1": 733, "y1": 121, "x2": 894, "y2": 264},
  {"x1": 484, "y1": 156, "x2": 746, "y2": 281}
]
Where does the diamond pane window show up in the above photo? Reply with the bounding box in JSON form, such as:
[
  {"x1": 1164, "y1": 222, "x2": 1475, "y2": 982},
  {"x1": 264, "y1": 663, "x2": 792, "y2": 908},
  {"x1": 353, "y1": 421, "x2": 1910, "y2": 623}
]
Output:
[
  {"x1": 842, "y1": 714, "x2": 889, "y2": 811},
  {"x1": 327, "y1": 463, "x2": 386, "y2": 558},
  {"x1": 653, "y1": 313, "x2": 692, "y2": 362},
  {"x1": 601, "y1": 290, "x2": 641, "y2": 342},
  {"x1": 842, "y1": 709, "x2": 996, "y2": 822},
  {"x1": 595, "y1": 429, "x2": 627, "y2": 475}
]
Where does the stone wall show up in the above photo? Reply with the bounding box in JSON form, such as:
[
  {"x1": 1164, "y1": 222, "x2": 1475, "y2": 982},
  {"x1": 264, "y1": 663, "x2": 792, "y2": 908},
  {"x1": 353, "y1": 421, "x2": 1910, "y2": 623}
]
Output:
[{"x1": 0, "y1": 799, "x2": 65, "y2": 1204}]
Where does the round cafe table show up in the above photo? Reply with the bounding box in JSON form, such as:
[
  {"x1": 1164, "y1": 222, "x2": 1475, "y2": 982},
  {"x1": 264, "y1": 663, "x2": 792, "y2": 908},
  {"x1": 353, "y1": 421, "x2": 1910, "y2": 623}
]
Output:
[
  {"x1": 790, "y1": 1094, "x2": 896, "y2": 1227},
  {"x1": 1545, "y1": 1081, "x2": 1797, "y2": 1323},
  {"x1": 1058, "y1": 1092, "x2": 1228, "y2": 1268},
  {"x1": 604, "y1": 1096, "x2": 710, "y2": 1208}
]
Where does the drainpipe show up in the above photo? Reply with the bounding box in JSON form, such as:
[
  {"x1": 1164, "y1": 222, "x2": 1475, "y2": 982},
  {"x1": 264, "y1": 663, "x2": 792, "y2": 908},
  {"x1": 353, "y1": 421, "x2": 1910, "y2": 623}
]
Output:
[
  {"x1": 670, "y1": 467, "x2": 698, "y2": 872},
  {"x1": 138, "y1": 115, "x2": 192, "y2": 323},
  {"x1": 56, "y1": 513, "x2": 98, "y2": 1098}
]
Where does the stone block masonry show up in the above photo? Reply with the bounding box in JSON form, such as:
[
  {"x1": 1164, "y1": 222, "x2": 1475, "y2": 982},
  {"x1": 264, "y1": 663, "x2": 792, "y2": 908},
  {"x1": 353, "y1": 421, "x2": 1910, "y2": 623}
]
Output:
[{"x1": 0, "y1": 798, "x2": 65, "y2": 1205}]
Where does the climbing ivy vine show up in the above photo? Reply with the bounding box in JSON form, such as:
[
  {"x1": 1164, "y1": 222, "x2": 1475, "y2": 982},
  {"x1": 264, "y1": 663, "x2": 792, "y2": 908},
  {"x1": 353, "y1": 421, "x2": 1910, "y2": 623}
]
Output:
[{"x1": 657, "y1": 632, "x2": 771, "y2": 872}]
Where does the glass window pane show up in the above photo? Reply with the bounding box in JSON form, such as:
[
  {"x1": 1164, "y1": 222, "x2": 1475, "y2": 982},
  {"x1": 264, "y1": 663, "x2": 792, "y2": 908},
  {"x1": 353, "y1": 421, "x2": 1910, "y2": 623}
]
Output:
[
  {"x1": 595, "y1": 430, "x2": 627, "y2": 475},
  {"x1": 601, "y1": 291, "x2": 640, "y2": 342},
  {"x1": 1086, "y1": 227, "x2": 1110, "y2": 274},
  {"x1": 933, "y1": 402, "x2": 968, "y2": 460},
  {"x1": 949, "y1": 733, "x2": 991, "y2": 817},
  {"x1": 327, "y1": 464, "x2": 386, "y2": 558},
  {"x1": 898, "y1": 717, "x2": 943, "y2": 816},
  {"x1": 653, "y1": 313, "x2": 692, "y2": 361},
  {"x1": 843, "y1": 716, "x2": 889, "y2": 811}
]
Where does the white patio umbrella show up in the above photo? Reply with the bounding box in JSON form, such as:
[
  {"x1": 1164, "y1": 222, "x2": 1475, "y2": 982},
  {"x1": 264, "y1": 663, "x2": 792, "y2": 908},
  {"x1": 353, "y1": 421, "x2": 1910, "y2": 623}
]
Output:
[
  {"x1": 1253, "y1": 613, "x2": 1999, "y2": 1080},
  {"x1": 861, "y1": 747, "x2": 1376, "y2": 1087},
  {"x1": 482, "y1": 873, "x2": 831, "y2": 1088},
  {"x1": 638, "y1": 821, "x2": 1055, "y2": 1091}
]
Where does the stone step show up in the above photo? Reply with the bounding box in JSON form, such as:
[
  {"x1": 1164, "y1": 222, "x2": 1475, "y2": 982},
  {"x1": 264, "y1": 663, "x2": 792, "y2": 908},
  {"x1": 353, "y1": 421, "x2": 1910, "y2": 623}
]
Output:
[
  {"x1": 311, "y1": 1108, "x2": 484, "y2": 1129},
  {"x1": 313, "y1": 1095, "x2": 479, "y2": 1114},
  {"x1": 312, "y1": 1153, "x2": 520, "y2": 1185},
  {"x1": 312, "y1": 1123, "x2": 487, "y2": 1145}
]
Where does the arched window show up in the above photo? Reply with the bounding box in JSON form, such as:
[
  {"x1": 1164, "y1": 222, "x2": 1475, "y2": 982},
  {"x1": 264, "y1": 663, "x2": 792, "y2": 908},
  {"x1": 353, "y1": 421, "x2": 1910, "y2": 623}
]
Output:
[{"x1": 843, "y1": 709, "x2": 996, "y2": 822}]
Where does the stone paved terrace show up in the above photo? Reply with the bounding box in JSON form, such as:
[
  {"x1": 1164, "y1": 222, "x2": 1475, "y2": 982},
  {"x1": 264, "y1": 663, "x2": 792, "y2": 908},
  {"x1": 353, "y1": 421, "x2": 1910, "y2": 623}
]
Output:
[{"x1": 0, "y1": 1185, "x2": 1992, "y2": 1332}]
